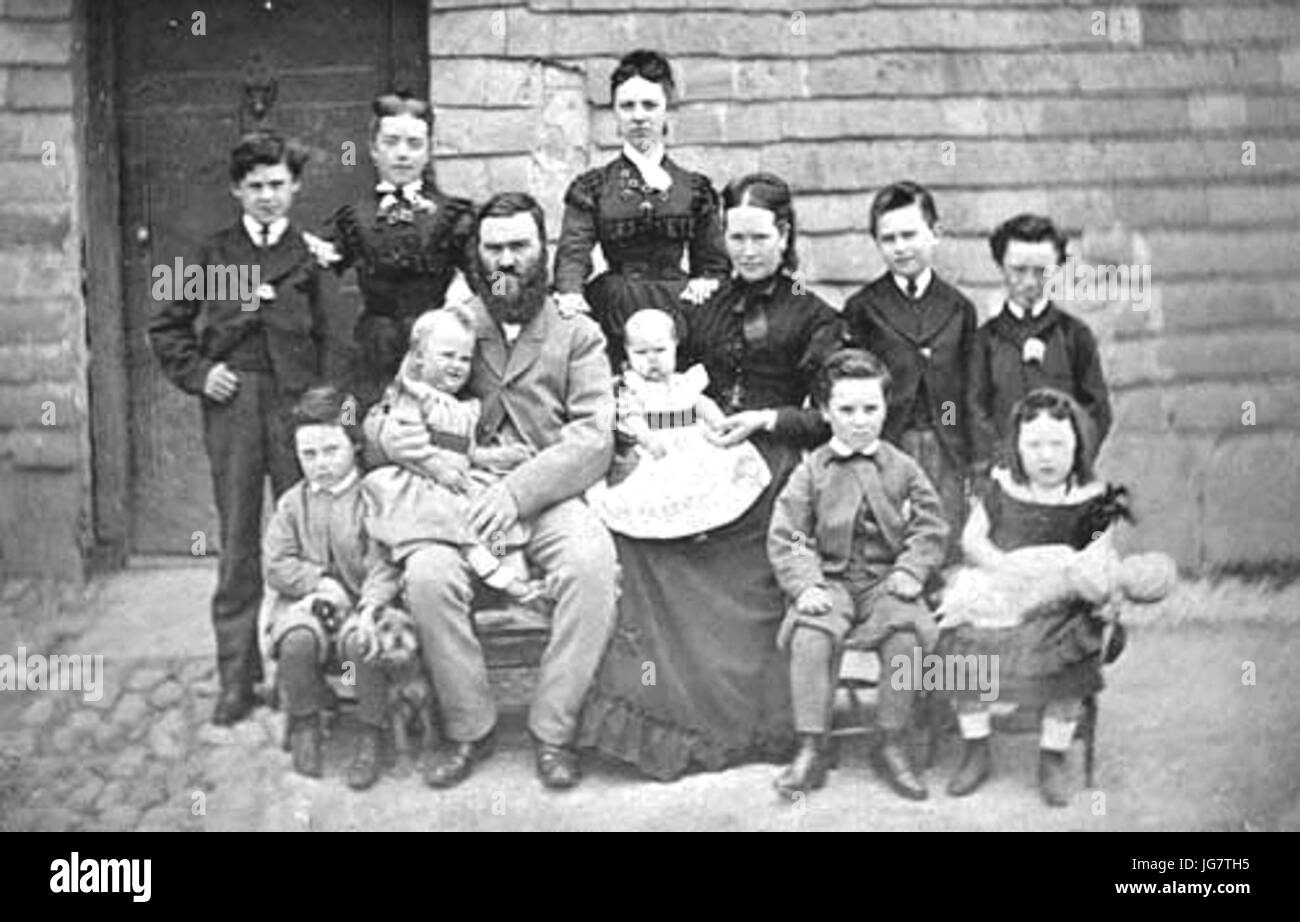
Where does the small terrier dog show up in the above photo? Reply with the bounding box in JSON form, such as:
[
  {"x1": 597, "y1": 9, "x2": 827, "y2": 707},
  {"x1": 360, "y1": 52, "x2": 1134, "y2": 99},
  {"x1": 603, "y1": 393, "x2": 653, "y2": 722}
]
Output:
[{"x1": 370, "y1": 605, "x2": 439, "y2": 757}]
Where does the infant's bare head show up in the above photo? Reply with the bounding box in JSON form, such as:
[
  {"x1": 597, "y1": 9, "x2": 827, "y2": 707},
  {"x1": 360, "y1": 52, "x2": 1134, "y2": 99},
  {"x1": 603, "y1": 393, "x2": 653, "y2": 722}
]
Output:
[{"x1": 624, "y1": 308, "x2": 678, "y2": 382}]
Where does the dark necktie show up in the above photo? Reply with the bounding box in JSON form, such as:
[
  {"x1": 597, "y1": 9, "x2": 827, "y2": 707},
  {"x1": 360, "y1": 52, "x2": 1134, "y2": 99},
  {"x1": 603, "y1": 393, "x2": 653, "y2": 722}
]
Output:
[
  {"x1": 906, "y1": 276, "x2": 918, "y2": 301},
  {"x1": 260, "y1": 223, "x2": 271, "y2": 248}
]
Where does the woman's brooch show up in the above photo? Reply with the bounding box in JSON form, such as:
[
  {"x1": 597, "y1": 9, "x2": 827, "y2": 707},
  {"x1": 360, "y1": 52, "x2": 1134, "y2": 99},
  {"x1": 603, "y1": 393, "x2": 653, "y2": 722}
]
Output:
[
  {"x1": 620, "y1": 168, "x2": 669, "y2": 211},
  {"x1": 378, "y1": 191, "x2": 437, "y2": 226}
]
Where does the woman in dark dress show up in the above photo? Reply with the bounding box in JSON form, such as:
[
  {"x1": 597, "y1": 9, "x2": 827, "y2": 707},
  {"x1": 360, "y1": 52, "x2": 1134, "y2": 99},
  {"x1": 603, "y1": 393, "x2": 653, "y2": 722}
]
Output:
[
  {"x1": 554, "y1": 50, "x2": 730, "y2": 368},
  {"x1": 577, "y1": 173, "x2": 847, "y2": 781},
  {"x1": 314, "y1": 92, "x2": 476, "y2": 411}
]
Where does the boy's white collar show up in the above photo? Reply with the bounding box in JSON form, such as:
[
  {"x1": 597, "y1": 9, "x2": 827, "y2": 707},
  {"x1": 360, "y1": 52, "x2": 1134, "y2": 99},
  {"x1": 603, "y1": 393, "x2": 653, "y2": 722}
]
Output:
[
  {"x1": 892, "y1": 267, "x2": 933, "y2": 299},
  {"x1": 308, "y1": 468, "x2": 359, "y2": 496},
  {"x1": 242, "y1": 214, "x2": 289, "y2": 247},
  {"x1": 1004, "y1": 295, "x2": 1049, "y2": 320}
]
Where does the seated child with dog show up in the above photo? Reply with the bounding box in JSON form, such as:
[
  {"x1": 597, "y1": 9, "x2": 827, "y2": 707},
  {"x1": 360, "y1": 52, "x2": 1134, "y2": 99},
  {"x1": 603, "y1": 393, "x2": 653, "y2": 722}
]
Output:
[
  {"x1": 362, "y1": 304, "x2": 548, "y2": 601},
  {"x1": 261, "y1": 386, "x2": 408, "y2": 791}
]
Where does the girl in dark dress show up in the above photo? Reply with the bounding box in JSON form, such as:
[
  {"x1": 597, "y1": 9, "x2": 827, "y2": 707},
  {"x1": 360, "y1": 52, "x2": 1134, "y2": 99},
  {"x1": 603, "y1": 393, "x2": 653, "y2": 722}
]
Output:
[
  {"x1": 938, "y1": 388, "x2": 1131, "y2": 806},
  {"x1": 554, "y1": 50, "x2": 730, "y2": 368},
  {"x1": 577, "y1": 173, "x2": 847, "y2": 781},
  {"x1": 309, "y1": 92, "x2": 476, "y2": 411}
]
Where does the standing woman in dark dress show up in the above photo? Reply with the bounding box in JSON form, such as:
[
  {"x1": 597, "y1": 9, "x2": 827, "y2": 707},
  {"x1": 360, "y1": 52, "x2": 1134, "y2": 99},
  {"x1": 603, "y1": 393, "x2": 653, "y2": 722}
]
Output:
[
  {"x1": 309, "y1": 92, "x2": 476, "y2": 412},
  {"x1": 577, "y1": 172, "x2": 847, "y2": 781},
  {"x1": 554, "y1": 50, "x2": 730, "y2": 367}
]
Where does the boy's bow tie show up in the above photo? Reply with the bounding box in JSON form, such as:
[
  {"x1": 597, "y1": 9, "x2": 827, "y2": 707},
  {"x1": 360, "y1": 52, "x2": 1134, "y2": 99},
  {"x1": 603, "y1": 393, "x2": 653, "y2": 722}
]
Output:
[{"x1": 828, "y1": 441, "x2": 879, "y2": 461}]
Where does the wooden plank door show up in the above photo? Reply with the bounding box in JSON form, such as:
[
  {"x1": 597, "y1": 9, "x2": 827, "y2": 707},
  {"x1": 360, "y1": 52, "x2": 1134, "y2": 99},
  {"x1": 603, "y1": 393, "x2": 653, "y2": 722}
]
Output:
[{"x1": 117, "y1": 0, "x2": 427, "y2": 554}]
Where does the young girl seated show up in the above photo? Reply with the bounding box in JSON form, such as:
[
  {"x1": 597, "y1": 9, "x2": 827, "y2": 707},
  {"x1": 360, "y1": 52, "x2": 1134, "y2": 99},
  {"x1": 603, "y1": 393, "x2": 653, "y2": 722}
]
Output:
[
  {"x1": 936, "y1": 387, "x2": 1151, "y2": 807},
  {"x1": 362, "y1": 305, "x2": 545, "y2": 601},
  {"x1": 261, "y1": 387, "x2": 402, "y2": 790},
  {"x1": 586, "y1": 307, "x2": 771, "y2": 539}
]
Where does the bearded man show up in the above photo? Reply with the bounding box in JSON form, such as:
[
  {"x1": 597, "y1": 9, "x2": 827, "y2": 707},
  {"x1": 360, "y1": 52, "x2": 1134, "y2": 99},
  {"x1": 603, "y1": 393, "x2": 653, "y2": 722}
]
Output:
[{"x1": 364, "y1": 192, "x2": 618, "y2": 790}]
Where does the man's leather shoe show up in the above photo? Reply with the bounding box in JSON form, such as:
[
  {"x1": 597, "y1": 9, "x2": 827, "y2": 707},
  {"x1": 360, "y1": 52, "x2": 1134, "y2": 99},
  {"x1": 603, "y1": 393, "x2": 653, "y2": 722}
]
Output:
[
  {"x1": 1038, "y1": 749, "x2": 1069, "y2": 807},
  {"x1": 423, "y1": 730, "x2": 496, "y2": 789},
  {"x1": 535, "y1": 742, "x2": 581, "y2": 790},
  {"x1": 212, "y1": 685, "x2": 256, "y2": 726},
  {"x1": 347, "y1": 725, "x2": 383, "y2": 791},
  {"x1": 774, "y1": 733, "x2": 832, "y2": 799},
  {"x1": 875, "y1": 731, "x2": 928, "y2": 801},
  {"x1": 947, "y1": 737, "x2": 993, "y2": 797},
  {"x1": 287, "y1": 714, "x2": 323, "y2": 779}
]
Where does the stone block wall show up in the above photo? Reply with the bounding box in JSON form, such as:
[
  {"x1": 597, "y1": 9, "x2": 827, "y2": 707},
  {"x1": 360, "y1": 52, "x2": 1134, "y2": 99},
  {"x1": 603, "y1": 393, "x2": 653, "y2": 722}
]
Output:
[
  {"x1": 0, "y1": 0, "x2": 90, "y2": 578},
  {"x1": 428, "y1": 0, "x2": 1300, "y2": 569}
]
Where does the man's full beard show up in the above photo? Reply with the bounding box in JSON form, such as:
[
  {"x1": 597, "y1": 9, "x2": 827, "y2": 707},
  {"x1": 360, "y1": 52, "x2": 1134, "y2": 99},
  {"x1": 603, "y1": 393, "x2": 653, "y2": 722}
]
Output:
[{"x1": 467, "y1": 253, "x2": 550, "y2": 327}]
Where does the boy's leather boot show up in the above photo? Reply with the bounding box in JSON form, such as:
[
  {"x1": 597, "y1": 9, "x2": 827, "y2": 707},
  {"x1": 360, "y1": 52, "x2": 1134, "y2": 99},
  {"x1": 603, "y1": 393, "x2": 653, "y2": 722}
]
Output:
[
  {"x1": 947, "y1": 737, "x2": 993, "y2": 797},
  {"x1": 774, "y1": 733, "x2": 831, "y2": 799},
  {"x1": 876, "y1": 729, "x2": 928, "y2": 800},
  {"x1": 1038, "y1": 749, "x2": 1069, "y2": 807},
  {"x1": 347, "y1": 724, "x2": 383, "y2": 791},
  {"x1": 287, "y1": 713, "x2": 323, "y2": 779}
]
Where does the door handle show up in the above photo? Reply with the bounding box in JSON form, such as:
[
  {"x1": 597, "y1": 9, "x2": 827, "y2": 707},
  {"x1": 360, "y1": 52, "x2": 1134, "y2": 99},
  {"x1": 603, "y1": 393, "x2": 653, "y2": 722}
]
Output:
[{"x1": 243, "y1": 61, "x2": 278, "y2": 122}]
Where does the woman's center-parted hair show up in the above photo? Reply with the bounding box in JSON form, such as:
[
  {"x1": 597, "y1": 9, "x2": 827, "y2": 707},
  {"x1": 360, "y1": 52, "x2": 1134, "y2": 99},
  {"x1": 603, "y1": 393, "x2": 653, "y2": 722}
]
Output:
[
  {"x1": 721, "y1": 171, "x2": 800, "y2": 274},
  {"x1": 1006, "y1": 387, "x2": 1096, "y2": 486},
  {"x1": 610, "y1": 49, "x2": 676, "y2": 103}
]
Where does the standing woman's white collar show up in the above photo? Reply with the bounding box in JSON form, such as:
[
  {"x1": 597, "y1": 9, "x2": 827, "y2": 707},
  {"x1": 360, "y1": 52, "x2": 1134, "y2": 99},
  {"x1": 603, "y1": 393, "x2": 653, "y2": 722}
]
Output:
[{"x1": 622, "y1": 141, "x2": 672, "y2": 192}]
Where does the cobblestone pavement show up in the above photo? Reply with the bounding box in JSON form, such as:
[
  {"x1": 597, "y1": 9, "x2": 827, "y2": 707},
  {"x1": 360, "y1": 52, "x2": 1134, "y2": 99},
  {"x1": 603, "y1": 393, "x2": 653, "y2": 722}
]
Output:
[{"x1": 2, "y1": 567, "x2": 1299, "y2": 832}]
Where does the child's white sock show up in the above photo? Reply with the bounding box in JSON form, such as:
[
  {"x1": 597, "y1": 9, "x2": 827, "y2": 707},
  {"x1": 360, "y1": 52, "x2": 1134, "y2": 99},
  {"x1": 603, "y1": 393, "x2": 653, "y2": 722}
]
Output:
[
  {"x1": 1039, "y1": 717, "x2": 1077, "y2": 752},
  {"x1": 957, "y1": 709, "x2": 992, "y2": 740}
]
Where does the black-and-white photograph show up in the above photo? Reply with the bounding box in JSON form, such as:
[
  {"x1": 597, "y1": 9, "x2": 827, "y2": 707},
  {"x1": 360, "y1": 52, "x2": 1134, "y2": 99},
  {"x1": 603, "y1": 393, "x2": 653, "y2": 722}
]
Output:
[{"x1": 0, "y1": 0, "x2": 1297, "y2": 844}]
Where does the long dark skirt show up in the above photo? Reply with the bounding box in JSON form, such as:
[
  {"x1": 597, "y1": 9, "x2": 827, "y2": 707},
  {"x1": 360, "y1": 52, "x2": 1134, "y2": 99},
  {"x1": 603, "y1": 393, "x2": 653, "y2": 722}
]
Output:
[
  {"x1": 935, "y1": 597, "x2": 1105, "y2": 706},
  {"x1": 350, "y1": 311, "x2": 414, "y2": 414},
  {"x1": 576, "y1": 435, "x2": 798, "y2": 781},
  {"x1": 586, "y1": 272, "x2": 689, "y2": 369}
]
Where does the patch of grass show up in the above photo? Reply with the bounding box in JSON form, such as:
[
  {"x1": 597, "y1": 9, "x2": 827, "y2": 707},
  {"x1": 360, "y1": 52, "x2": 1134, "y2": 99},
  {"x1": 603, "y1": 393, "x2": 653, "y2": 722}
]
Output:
[
  {"x1": 1206, "y1": 560, "x2": 1300, "y2": 592},
  {"x1": 1124, "y1": 574, "x2": 1299, "y2": 630}
]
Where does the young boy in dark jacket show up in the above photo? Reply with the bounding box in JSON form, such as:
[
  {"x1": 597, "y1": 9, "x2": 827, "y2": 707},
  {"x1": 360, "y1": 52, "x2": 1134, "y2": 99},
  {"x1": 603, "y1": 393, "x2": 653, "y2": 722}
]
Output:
[{"x1": 843, "y1": 181, "x2": 978, "y2": 562}]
